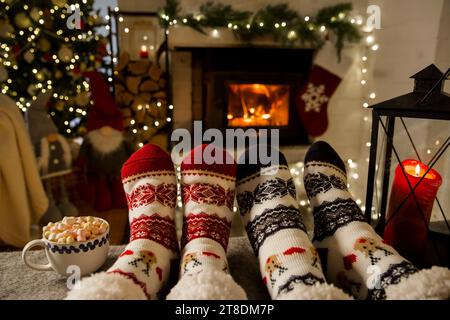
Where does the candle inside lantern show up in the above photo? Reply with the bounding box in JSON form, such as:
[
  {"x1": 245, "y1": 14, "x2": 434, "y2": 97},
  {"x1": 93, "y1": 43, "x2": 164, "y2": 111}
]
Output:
[
  {"x1": 384, "y1": 159, "x2": 442, "y2": 262},
  {"x1": 139, "y1": 45, "x2": 149, "y2": 59}
]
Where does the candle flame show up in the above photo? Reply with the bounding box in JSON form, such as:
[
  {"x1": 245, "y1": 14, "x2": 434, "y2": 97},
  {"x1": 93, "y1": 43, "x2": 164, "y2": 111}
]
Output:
[
  {"x1": 141, "y1": 45, "x2": 147, "y2": 52},
  {"x1": 415, "y1": 164, "x2": 421, "y2": 177}
]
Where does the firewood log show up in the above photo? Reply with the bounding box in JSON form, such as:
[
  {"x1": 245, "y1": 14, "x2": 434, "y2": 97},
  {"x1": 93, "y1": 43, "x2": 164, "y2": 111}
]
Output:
[
  {"x1": 128, "y1": 61, "x2": 150, "y2": 75},
  {"x1": 149, "y1": 64, "x2": 163, "y2": 81},
  {"x1": 139, "y1": 79, "x2": 159, "y2": 92},
  {"x1": 115, "y1": 51, "x2": 129, "y2": 71},
  {"x1": 126, "y1": 76, "x2": 142, "y2": 95}
]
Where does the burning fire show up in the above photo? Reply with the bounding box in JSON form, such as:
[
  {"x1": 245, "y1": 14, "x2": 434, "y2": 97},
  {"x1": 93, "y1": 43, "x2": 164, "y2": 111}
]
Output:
[{"x1": 227, "y1": 83, "x2": 289, "y2": 127}]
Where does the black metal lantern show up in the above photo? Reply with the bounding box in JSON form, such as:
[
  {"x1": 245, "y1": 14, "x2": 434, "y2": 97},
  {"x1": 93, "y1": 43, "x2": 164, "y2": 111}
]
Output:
[{"x1": 365, "y1": 64, "x2": 450, "y2": 266}]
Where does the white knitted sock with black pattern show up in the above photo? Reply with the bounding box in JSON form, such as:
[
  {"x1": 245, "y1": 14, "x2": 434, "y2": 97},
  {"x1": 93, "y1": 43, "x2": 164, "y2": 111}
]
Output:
[
  {"x1": 304, "y1": 141, "x2": 450, "y2": 300},
  {"x1": 236, "y1": 146, "x2": 351, "y2": 300}
]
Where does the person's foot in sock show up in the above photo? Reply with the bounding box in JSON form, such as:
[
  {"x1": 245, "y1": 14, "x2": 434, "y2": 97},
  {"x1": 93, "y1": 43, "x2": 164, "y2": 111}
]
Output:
[
  {"x1": 236, "y1": 145, "x2": 351, "y2": 300},
  {"x1": 304, "y1": 141, "x2": 450, "y2": 300},
  {"x1": 167, "y1": 144, "x2": 247, "y2": 299},
  {"x1": 66, "y1": 144, "x2": 179, "y2": 299}
]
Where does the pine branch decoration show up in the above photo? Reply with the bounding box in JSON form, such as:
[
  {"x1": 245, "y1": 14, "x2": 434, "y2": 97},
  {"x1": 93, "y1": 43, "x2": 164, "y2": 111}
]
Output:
[{"x1": 158, "y1": 0, "x2": 361, "y2": 60}]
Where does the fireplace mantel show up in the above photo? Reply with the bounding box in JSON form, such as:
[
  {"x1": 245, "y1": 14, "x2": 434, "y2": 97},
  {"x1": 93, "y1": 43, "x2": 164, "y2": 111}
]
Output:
[{"x1": 168, "y1": 26, "x2": 313, "y2": 50}]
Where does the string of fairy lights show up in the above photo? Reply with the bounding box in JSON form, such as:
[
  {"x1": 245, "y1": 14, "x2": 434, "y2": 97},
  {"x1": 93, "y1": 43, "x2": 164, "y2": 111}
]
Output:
[
  {"x1": 0, "y1": 0, "x2": 108, "y2": 136},
  {"x1": 215, "y1": 12, "x2": 379, "y2": 218}
]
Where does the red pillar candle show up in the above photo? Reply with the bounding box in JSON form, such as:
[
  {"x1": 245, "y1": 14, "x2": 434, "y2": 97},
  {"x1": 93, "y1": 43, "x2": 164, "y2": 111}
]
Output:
[
  {"x1": 139, "y1": 45, "x2": 149, "y2": 59},
  {"x1": 384, "y1": 159, "x2": 442, "y2": 260}
]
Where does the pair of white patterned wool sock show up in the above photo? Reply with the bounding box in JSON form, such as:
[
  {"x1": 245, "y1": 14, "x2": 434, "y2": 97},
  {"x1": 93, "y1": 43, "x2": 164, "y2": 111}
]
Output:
[
  {"x1": 304, "y1": 141, "x2": 450, "y2": 300},
  {"x1": 236, "y1": 143, "x2": 450, "y2": 300},
  {"x1": 66, "y1": 144, "x2": 246, "y2": 300},
  {"x1": 236, "y1": 147, "x2": 351, "y2": 300}
]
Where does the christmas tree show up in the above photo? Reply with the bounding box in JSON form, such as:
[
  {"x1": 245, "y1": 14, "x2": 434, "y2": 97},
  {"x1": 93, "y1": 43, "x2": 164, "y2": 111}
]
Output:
[{"x1": 0, "y1": 0, "x2": 108, "y2": 136}]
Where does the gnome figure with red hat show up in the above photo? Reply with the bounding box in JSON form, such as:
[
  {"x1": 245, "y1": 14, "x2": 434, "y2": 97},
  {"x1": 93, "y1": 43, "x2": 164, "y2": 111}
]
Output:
[
  {"x1": 25, "y1": 92, "x2": 78, "y2": 224},
  {"x1": 77, "y1": 71, "x2": 132, "y2": 211}
]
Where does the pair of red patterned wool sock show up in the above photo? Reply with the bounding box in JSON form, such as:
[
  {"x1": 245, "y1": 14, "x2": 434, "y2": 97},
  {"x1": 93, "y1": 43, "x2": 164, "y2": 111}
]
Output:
[{"x1": 66, "y1": 144, "x2": 246, "y2": 300}]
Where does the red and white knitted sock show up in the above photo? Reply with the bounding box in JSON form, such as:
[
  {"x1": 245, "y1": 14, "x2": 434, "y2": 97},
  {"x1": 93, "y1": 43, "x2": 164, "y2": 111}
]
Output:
[
  {"x1": 66, "y1": 144, "x2": 179, "y2": 300},
  {"x1": 167, "y1": 144, "x2": 247, "y2": 300}
]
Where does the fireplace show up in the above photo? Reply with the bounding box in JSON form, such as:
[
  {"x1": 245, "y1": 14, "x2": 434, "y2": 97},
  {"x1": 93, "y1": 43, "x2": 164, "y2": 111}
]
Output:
[
  {"x1": 188, "y1": 47, "x2": 313, "y2": 145},
  {"x1": 226, "y1": 83, "x2": 290, "y2": 127}
]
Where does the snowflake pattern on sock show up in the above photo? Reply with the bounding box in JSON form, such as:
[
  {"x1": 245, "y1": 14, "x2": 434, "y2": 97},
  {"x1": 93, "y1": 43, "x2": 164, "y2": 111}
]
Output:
[
  {"x1": 181, "y1": 213, "x2": 232, "y2": 250},
  {"x1": 126, "y1": 183, "x2": 177, "y2": 209},
  {"x1": 182, "y1": 183, "x2": 235, "y2": 209},
  {"x1": 236, "y1": 177, "x2": 296, "y2": 216},
  {"x1": 304, "y1": 172, "x2": 347, "y2": 198},
  {"x1": 129, "y1": 214, "x2": 179, "y2": 253}
]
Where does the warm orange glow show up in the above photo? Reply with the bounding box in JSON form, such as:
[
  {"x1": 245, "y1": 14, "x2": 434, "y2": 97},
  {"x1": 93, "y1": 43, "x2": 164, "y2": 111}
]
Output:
[
  {"x1": 227, "y1": 83, "x2": 289, "y2": 127},
  {"x1": 404, "y1": 160, "x2": 436, "y2": 179}
]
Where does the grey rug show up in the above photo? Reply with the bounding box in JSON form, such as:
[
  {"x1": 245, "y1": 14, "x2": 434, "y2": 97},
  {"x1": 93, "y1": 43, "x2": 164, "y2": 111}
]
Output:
[{"x1": 0, "y1": 236, "x2": 269, "y2": 300}]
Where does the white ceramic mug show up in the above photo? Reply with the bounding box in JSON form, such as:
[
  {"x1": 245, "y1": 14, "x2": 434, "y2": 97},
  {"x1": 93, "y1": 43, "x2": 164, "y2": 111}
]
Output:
[{"x1": 22, "y1": 219, "x2": 110, "y2": 277}]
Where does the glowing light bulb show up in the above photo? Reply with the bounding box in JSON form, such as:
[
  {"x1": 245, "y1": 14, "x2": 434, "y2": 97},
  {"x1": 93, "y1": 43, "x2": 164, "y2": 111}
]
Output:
[
  {"x1": 366, "y1": 35, "x2": 375, "y2": 44},
  {"x1": 211, "y1": 29, "x2": 219, "y2": 38}
]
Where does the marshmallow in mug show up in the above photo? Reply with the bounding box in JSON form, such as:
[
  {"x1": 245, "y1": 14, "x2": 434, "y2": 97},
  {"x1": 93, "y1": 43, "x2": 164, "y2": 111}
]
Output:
[{"x1": 43, "y1": 216, "x2": 109, "y2": 244}]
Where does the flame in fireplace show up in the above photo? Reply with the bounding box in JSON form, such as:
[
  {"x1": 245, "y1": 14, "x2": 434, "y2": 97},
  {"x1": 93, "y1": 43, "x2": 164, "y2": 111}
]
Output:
[{"x1": 227, "y1": 83, "x2": 290, "y2": 127}]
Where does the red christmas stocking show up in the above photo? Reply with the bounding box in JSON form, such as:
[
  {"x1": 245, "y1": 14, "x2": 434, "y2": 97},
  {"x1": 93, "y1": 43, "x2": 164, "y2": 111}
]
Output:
[{"x1": 295, "y1": 42, "x2": 352, "y2": 137}]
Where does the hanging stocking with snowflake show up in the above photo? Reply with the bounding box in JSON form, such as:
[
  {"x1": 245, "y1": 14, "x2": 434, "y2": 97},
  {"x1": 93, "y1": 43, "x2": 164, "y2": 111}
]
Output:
[{"x1": 295, "y1": 41, "x2": 352, "y2": 137}]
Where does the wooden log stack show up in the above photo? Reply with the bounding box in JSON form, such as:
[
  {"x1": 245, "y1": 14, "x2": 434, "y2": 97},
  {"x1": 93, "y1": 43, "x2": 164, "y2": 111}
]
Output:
[{"x1": 114, "y1": 51, "x2": 168, "y2": 145}]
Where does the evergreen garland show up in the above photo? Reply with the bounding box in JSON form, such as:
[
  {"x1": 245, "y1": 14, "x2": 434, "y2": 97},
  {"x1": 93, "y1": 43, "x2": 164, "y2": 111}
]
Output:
[{"x1": 159, "y1": 0, "x2": 361, "y2": 60}]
